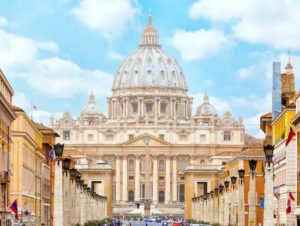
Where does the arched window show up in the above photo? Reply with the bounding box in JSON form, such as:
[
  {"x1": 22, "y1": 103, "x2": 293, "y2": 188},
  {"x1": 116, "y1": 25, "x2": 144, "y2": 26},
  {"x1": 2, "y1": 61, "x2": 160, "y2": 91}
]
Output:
[
  {"x1": 159, "y1": 159, "x2": 165, "y2": 172},
  {"x1": 200, "y1": 160, "x2": 205, "y2": 165},
  {"x1": 128, "y1": 159, "x2": 135, "y2": 172},
  {"x1": 128, "y1": 190, "x2": 134, "y2": 202},
  {"x1": 179, "y1": 159, "x2": 188, "y2": 172},
  {"x1": 159, "y1": 191, "x2": 165, "y2": 203}
]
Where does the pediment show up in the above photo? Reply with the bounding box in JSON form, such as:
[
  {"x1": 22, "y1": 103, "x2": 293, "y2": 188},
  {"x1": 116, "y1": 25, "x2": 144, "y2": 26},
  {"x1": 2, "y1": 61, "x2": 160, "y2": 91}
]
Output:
[{"x1": 121, "y1": 133, "x2": 172, "y2": 146}]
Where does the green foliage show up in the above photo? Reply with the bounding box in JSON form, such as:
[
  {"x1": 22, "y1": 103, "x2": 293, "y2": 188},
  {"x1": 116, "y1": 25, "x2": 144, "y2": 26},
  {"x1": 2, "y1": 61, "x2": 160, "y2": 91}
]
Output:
[{"x1": 84, "y1": 218, "x2": 112, "y2": 226}]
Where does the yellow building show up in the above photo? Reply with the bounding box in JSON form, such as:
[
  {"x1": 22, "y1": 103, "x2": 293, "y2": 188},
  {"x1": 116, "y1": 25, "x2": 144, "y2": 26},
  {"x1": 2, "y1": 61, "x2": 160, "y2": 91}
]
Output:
[
  {"x1": 33, "y1": 122, "x2": 59, "y2": 226},
  {"x1": 0, "y1": 69, "x2": 16, "y2": 225},
  {"x1": 10, "y1": 106, "x2": 45, "y2": 225}
]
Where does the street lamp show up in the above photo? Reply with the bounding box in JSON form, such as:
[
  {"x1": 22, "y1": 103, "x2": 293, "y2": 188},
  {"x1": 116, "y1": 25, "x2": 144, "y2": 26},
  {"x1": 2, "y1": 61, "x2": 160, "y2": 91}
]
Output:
[
  {"x1": 224, "y1": 181, "x2": 230, "y2": 192},
  {"x1": 219, "y1": 184, "x2": 224, "y2": 194},
  {"x1": 70, "y1": 168, "x2": 77, "y2": 181},
  {"x1": 264, "y1": 145, "x2": 274, "y2": 169},
  {"x1": 214, "y1": 188, "x2": 219, "y2": 197},
  {"x1": 54, "y1": 143, "x2": 64, "y2": 165},
  {"x1": 249, "y1": 160, "x2": 257, "y2": 178},
  {"x1": 231, "y1": 176, "x2": 237, "y2": 189},
  {"x1": 63, "y1": 158, "x2": 71, "y2": 175},
  {"x1": 238, "y1": 169, "x2": 245, "y2": 184}
]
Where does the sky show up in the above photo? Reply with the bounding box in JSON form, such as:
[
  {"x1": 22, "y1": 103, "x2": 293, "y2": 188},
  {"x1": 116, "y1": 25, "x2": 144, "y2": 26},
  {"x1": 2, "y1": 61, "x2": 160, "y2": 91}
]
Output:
[{"x1": 1, "y1": 0, "x2": 300, "y2": 138}]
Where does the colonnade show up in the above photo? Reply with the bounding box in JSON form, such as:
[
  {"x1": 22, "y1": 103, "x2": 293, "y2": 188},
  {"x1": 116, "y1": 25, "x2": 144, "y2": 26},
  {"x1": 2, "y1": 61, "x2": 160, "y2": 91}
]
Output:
[
  {"x1": 53, "y1": 158, "x2": 107, "y2": 226},
  {"x1": 115, "y1": 155, "x2": 179, "y2": 204}
]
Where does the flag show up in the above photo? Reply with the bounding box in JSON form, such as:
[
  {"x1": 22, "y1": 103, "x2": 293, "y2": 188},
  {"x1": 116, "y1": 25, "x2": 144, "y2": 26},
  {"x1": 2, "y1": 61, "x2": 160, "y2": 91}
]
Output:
[
  {"x1": 289, "y1": 192, "x2": 295, "y2": 201},
  {"x1": 286, "y1": 198, "x2": 292, "y2": 214},
  {"x1": 9, "y1": 199, "x2": 18, "y2": 220},
  {"x1": 50, "y1": 149, "x2": 56, "y2": 161},
  {"x1": 285, "y1": 126, "x2": 296, "y2": 146},
  {"x1": 260, "y1": 197, "x2": 264, "y2": 208}
]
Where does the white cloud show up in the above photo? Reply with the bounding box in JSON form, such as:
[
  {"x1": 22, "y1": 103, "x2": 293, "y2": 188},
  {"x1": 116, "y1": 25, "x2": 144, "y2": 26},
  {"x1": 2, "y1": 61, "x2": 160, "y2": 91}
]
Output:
[
  {"x1": 25, "y1": 57, "x2": 113, "y2": 98},
  {"x1": 189, "y1": 0, "x2": 300, "y2": 49},
  {"x1": 0, "y1": 29, "x2": 58, "y2": 73},
  {"x1": 13, "y1": 92, "x2": 63, "y2": 126},
  {"x1": 107, "y1": 49, "x2": 125, "y2": 61},
  {"x1": 169, "y1": 29, "x2": 229, "y2": 61},
  {"x1": 0, "y1": 27, "x2": 113, "y2": 99},
  {"x1": 71, "y1": 0, "x2": 140, "y2": 39},
  {"x1": 0, "y1": 17, "x2": 8, "y2": 27}
]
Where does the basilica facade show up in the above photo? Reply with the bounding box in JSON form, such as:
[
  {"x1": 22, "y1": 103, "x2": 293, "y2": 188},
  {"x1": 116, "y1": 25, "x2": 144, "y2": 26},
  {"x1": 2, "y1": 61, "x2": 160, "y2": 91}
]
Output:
[{"x1": 50, "y1": 15, "x2": 245, "y2": 217}]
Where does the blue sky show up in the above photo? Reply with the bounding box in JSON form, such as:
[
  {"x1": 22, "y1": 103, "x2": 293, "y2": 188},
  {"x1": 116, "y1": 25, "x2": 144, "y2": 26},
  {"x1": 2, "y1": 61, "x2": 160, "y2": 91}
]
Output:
[{"x1": 1, "y1": 0, "x2": 300, "y2": 137}]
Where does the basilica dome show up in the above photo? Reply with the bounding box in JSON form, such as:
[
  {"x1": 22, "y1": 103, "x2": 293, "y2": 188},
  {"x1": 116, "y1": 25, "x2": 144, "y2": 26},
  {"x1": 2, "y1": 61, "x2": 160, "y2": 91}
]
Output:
[
  {"x1": 81, "y1": 92, "x2": 101, "y2": 116},
  {"x1": 112, "y1": 15, "x2": 187, "y2": 92},
  {"x1": 196, "y1": 94, "x2": 218, "y2": 116}
]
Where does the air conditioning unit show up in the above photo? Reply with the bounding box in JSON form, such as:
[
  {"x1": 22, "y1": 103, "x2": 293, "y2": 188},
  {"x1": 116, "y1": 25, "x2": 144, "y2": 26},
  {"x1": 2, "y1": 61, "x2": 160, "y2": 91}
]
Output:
[{"x1": 1, "y1": 171, "x2": 10, "y2": 183}]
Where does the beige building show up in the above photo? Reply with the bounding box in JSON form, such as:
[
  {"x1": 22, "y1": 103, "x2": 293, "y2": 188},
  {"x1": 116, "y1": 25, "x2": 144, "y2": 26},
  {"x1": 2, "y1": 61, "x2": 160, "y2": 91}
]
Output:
[
  {"x1": 0, "y1": 69, "x2": 16, "y2": 226},
  {"x1": 10, "y1": 106, "x2": 45, "y2": 225},
  {"x1": 51, "y1": 15, "x2": 245, "y2": 217}
]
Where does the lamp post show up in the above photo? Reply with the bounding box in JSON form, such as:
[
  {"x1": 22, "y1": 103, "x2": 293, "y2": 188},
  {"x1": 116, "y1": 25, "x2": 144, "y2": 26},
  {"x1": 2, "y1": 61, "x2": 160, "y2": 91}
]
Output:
[
  {"x1": 53, "y1": 143, "x2": 64, "y2": 226},
  {"x1": 248, "y1": 160, "x2": 257, "y2": 226},
  {"x1": 143, "y1": 136, "x2": 151, "y2": 218},
  {"x1": 223, "y1": 181, "x2": 230, "y2": 225},
  {"x1": 263, "y1": 145, "x2": 274, "y2": 226},
  {"x1": 238, "y1": 169, "x2": 245, "y2": 226}
]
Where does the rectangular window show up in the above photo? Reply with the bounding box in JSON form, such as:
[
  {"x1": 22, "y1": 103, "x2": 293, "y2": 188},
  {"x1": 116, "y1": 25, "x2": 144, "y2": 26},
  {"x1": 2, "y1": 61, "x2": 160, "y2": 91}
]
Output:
[
  {"x1": 129, "y1": 176, "x2": 134, "y2": 180},
  {"x1": 179, "y1": 134, "x2": 188, "y2": 141},
  {"x1": 160, "y1": 103, "x2": 166, "y2": 113},
  {"x1": 63, "y1": 131, "x2": 70, "y2": 140},
  {"x1": 106, "y1": 134, "x2": 114, "y2": 141},
  {"x1": 159, "y1": 176, "x2": 164, "y2": 180},
  {"x1": 132, "y1": 103, "x2": 138, "y2": 113},
  {"x1": 200, "y1": 134, "x2": 206, "y2": 142},
  {"x1": 159, "y1": 134, "x2": 164, "y2": 140},
  {"x1": 129, "y1": 134, "x2": 134, "y2": 140},
  {"x1": 146, "y1": 103, "x2": 153, "y2": 113},
  {"x1": 87, "y1": 134, "x2": 93, "y2": 141},
  {"x1": 224, "y1": 131, "x2": 231, "y2": 141}
]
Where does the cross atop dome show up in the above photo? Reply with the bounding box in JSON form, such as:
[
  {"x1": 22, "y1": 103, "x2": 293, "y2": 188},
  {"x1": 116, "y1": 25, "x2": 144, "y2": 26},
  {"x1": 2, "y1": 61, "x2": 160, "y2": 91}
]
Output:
[
  {"x1": 203, "y1": 93, "x2": 209, "y2": 104},
  {"x1": 140, "y1": 11, "x2": 160, "y2": 46}
]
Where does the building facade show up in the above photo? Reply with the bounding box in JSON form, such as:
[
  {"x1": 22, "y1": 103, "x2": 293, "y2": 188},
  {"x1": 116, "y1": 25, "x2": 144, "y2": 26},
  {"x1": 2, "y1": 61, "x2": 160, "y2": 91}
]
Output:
[
  {"x1": 10, "y1": 106, "x2": 45, "y2": 225},
  {"x1": 51, "y1": 15, "x2": 245, "y2": 217},
  {"x1": 0, "y1": 69, "x2": 16, "y2": 226}
]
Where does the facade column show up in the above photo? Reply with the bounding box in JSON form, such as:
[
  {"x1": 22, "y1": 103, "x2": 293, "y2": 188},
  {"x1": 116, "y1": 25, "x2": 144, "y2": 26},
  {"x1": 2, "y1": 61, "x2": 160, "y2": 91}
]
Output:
[
  {"x1": 153, "y1": 157, "x2": 158, "y2": 204},
  {"x1": 248, "y1": 173, "x2": 257, "y2": 226},
  {"x1": 122, "y1": 156, "x2": 128, "y2": 203},
  {"x1": 134, "y1": 157, "x2": 140, "y2": 201},
  {"x1": 238, "y1": 181, "x2": 245, "y2": 226},
  {"x1": 165, "y1": 157, "x2": 171, "y2": 204},
  {"x1": 223, "y1": 189, "x2": 229, "y2": 225},
  {"x1": 172, "y1": 157, "x2": 177, "y2": 202},
  {"x1": 116, "y1": 157, "x2": 121, "y2": 202},
  {"x1": 264, "y1": 164, "x2": 274, "y2": 226},
  {"x1": 53, "y1": 162, "x2": 63, "y2": 226}
]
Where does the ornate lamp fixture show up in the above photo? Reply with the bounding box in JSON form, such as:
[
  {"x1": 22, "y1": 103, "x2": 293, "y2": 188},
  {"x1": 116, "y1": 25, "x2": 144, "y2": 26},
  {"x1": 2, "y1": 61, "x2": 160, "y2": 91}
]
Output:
[
  {"x1": 264, "y1": 145, "x2": 274, "y2": 169},
  {"x1": 70, "y1": 168, "x2": 77, "y2": 181},
  {"x1": 224, "y1": 181, "x2": 230, "y2": 192},
  {"x1": 231, "y1": 176, "x2": 237, "y2": 189},
  {"x1": 54, "y1": 143, "x2": 64, "y2": 164},
  {"x1": 249, "y1": 160, "x2": 257, "y2": 178},
  {"x1": 63, "y1": 158, "x2": 71, "y2": 175},
  {"x1": 219, "y1": 184, "x2": 224, "y2": 194},
  {"x1": 83, "y1": 184, "x2": 88, "y2": 190},
  {"x1": 238, "y1": 169, "x2": 245, "y2": 184},
  {"x1": 210, "y1": 191, "x2": 214, "y2": 198},
  {"x1": 214, "y1": 188, "x2": 219, "y2": 197}
]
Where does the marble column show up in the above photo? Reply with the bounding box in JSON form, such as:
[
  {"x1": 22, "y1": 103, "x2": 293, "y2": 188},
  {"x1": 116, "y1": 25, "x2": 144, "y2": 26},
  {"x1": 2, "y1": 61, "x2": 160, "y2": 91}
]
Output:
[
  {"x1": 165, "y1": 157, "x2": 171, "y2": 204},
  {"x1": 172, "y1": 157, "x2": 177, "y2": 202},
  {"x1": 53, "y1": 162, "x2": 63, "y2": 226},
  {"x1": 135, "y1": 157, "x2": 140, "y2": 201},
  {"x1": 116, "y1": 157, "x2": 121, "y2": 202},
  {"x1": 122, "y1": 156, "x2": 128, "y2": 202},
  {"x1": 153, "y1": 157, "x2": 158, "y2": 204},
  {"x1": 238, "y1": 182, "x2": 245, "y2": 226},
  {"x1": 248, "y1": 174, "x2": 256, "y2": 226},
  {"x1": 264, "y1": 164, "x2": 274, "y2": 226}
]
